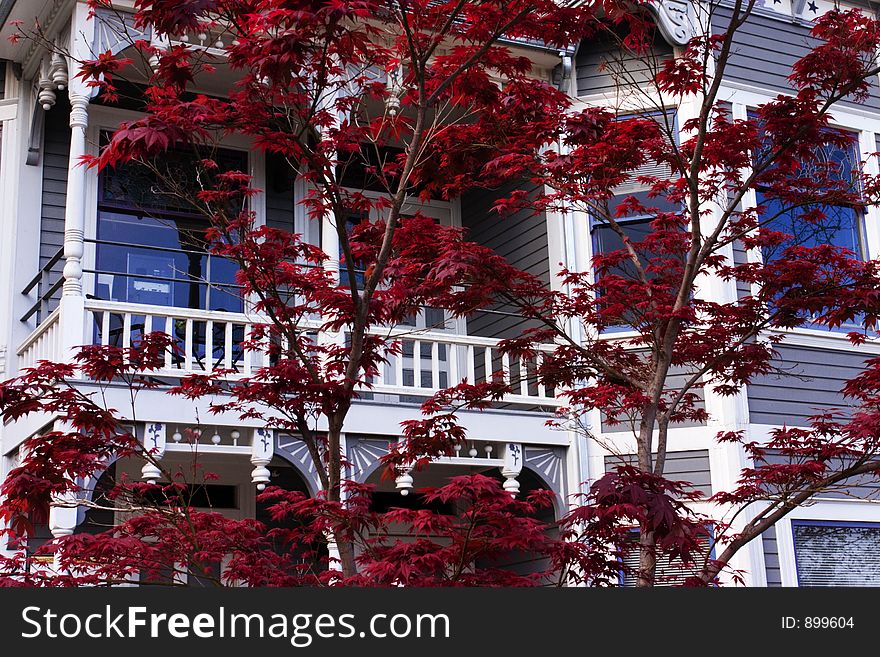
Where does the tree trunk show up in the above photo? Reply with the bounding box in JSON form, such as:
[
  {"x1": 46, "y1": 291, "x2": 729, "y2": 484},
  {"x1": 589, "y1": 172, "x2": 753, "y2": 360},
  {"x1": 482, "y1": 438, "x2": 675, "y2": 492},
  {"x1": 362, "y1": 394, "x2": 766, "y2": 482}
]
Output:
[
  {"x1": 637, "y1": 525, "x2": 657, "y2": 587},
  {"x1": 636, "y1": 407, "x2": 658, "y2": 587},
  {"x1": 326, "y1": 420, "x2": 358, "y2": 578}
]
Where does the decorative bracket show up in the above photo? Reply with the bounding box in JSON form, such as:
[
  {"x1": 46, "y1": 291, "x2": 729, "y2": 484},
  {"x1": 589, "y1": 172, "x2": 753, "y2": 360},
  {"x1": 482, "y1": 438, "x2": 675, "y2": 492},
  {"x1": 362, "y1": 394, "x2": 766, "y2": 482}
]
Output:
[{"x1": 645, "y1": 0, "x2": 695, "y2": 47}]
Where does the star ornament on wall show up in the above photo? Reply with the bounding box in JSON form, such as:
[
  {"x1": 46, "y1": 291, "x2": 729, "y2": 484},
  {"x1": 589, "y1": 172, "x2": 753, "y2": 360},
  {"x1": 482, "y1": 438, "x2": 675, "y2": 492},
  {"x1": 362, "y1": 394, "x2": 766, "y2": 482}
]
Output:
[{"x1": 807, "y1": 0, "x2": 819, "y2": 12}]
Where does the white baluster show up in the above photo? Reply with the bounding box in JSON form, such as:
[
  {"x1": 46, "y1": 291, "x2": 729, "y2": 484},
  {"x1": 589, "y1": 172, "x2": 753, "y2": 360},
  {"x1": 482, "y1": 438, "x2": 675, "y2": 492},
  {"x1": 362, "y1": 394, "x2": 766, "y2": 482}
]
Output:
[
  {"x1": 243, "y1": 324, "x2": 253, "y2": 375},
  {"x1": 101, "y1": 311, "x2": 111, "y2": 347},
  {"x1": 537, "y1": 351, "x2": 547, "y2": 398},
  {"x1": 413, "y1": 340, "x2": 421, "y2": 389},
  {"x1": 122, "y1": 312, "x2": 132, "y2": 353},
  {"x1": 164, "y1": 315, "x2": 174, "y2": 370},
  {"x1": 431, "y1": 341, "x2": 440, "y2": 389},
  {"x1": 205, "y1": 320, "x2": 214, "y2": 372},
  {"x1": 224, "y1": 322, "x2": 233, "y2": 370},
  {"x1": 184, "y1": 318, "x2": 193, "y2": 371},
  {"x1": 448, "y1": 341, "x2": 459, "y2": 385}
]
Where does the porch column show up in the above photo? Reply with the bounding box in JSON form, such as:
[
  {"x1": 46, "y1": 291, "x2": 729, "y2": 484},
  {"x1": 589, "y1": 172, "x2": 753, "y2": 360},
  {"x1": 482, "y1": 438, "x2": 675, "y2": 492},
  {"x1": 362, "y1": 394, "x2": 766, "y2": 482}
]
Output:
[
  {"x1": 61, "y1": 91, "x2": 88, "y2": 299},
  {"x1": 57, "y1": 4, "x2": 96, "y2": 363}
]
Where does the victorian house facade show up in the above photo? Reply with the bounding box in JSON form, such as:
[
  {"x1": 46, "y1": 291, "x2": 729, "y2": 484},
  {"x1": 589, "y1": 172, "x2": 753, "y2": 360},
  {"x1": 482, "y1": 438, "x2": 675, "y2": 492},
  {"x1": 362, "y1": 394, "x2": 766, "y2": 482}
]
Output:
[{"x1": 0, "y1": 0, "x2": 878, "y2": 586}]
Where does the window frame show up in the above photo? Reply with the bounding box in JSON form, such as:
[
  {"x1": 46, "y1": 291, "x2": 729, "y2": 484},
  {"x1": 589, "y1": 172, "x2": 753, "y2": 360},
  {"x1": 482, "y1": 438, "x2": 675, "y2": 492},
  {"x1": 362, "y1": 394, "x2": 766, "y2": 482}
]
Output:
[{"x1": 83, "y1": 104, "x2": 264, "y2": 314}]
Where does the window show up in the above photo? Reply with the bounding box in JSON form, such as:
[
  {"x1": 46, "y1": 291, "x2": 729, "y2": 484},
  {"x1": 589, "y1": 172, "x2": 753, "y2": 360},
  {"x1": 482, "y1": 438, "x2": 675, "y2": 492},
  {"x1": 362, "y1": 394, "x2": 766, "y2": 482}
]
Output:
[
  {"x1": 95, "y1": 145, "x2": 247, "y2": 313},
  {"x1": 756, "y1": 136, "x2": 866, "y2": 263},
  {"x1": 339, "y1": 213, "x2": 368, "y2": 289},
  {"x1": 750, "y1": 121, "x2": 868, "y2": 331},
  {"x1": 590, "y1": 110, "x2": 680, "y2": 331},
  {"x1": 792, "y1": 521, "x2": 880, "y2": 586},
  {"x1": 619, "y1": 528, "x2": 714, "y2": 587}
]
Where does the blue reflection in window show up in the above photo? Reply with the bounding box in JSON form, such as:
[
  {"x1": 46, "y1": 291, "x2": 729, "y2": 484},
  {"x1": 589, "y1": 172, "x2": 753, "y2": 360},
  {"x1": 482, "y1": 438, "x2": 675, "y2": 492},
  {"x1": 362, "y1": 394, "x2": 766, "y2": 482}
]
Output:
[
  {"x1": 758, "y1": 139, "x2": 865, "y2": 263},
  {"x1": 94, "y1": 146, "x2": 247, "y2": 314},
  {"x1": 339, "y1": 213, "x2": 367, "y2": 289},
  {"x1": 96, "y1": 212, "x2": 243, "y2": 313}
]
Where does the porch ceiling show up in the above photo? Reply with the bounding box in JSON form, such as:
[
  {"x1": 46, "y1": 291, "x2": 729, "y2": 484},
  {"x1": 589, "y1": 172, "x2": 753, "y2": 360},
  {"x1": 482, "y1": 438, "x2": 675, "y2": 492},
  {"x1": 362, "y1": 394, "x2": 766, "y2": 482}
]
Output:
[{"x1": 0, "y1": 0, "x2": 71, "y2": 64}]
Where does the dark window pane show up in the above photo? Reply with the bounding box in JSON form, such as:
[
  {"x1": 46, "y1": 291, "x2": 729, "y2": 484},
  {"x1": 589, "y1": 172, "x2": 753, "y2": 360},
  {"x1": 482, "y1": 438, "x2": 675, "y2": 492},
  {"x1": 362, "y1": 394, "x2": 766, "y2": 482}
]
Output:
[{"x1": 794, "y1": 523, "x2": 880, "y2": 586}]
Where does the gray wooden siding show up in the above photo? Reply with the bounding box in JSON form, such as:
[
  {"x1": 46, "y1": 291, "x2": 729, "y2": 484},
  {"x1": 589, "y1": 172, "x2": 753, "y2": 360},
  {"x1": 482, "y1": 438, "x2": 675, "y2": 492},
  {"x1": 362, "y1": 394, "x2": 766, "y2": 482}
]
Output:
[
  {"x1": 762, "y1": 525, "x2": 783, "y2": 586},
  {"x1": 601, "y1": 364, "x2": 707, "y2": 432},
  {"x1": 711, "y1": 4, "x2": 880, "y2": 111},
  {"x1": 604, "y1": 449, "x2": 713, "y2": 495},
  {"x1": 39, "y1": 97, "x2": 71, "y2": 316},
  {"x1": 461, "y1": 181, "x2": 550, "y2": 340},
  {"x1": 757, "y1": 449, "x2": 880, "y2": 501},
  {"x1": 576, "y1": 32, "x2": 672, "y2": 97},
  {"x1": 747, "y1": 345, "x2": 867, "y2": 426}
]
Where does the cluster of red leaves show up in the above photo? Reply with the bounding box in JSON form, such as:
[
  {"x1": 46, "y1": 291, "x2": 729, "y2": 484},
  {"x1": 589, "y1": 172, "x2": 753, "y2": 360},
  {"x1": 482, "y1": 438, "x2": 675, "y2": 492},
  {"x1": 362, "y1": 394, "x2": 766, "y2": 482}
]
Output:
[{"x1": 5, "y1": 0, "x2": 880, "y2": 588}]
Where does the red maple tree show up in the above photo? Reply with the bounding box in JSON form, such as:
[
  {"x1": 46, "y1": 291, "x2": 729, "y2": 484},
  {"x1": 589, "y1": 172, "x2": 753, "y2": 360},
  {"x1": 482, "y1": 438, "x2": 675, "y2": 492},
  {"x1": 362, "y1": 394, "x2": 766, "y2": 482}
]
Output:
[{"x1": 3, "y1": 0, "x2": 880, "y2": 587}]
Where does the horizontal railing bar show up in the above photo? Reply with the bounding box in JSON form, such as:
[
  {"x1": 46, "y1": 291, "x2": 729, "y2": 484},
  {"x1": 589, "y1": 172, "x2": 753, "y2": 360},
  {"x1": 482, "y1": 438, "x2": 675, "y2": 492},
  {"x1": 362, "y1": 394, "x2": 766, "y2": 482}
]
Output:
[
  {"x1": 20, "y1": 277, "x2": 64, "y2": 323},
  {"x1": 84, "y1": 237, "x2": 217, "y2": 258},
  {"x1": 81, "y1": 267, "x2": 245, "y2": 289},
  {"x1": 83, "y1": 299, "x2": 279, "y2": 324},
  {"x1": 21, "y1": 247, "x2": 64, "y2": 296}
]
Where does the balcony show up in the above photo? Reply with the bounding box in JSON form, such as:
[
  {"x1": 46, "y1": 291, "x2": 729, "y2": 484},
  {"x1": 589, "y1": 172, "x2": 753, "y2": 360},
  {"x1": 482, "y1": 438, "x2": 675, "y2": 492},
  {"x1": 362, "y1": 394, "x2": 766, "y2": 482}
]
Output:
[{"x1": 17, "y1": 241, "x2": 561, "y2": 410}]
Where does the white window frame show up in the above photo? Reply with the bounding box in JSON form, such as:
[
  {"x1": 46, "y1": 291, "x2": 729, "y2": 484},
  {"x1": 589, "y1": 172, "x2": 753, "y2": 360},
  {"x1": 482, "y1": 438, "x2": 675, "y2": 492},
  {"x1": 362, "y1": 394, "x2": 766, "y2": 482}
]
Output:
[{"x1": 775, "y1": 500, "x2": 880, "y2": 586}]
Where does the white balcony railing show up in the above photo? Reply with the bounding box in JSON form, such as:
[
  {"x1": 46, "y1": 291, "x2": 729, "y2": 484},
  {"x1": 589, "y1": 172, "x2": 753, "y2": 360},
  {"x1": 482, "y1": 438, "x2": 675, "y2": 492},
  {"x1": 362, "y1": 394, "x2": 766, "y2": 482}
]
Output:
[
  {"x1": 17, "y1": 307, "x2": 62, "y2": 371},
  {"x1": 16, "y1": 299, "x2": 561, "y2": 408}
]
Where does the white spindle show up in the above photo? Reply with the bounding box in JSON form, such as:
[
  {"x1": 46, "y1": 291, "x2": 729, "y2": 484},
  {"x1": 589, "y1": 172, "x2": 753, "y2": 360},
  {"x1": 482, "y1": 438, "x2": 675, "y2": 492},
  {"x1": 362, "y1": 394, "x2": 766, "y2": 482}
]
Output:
[
  {"x1": 395, "y1": 341, "x2": 404, "y2": 387},
  {"x1": 519, "y1": 357, "x2": 528, "y2": 396},
  {"x1": 205, "y1": 320, "x2": 213, "y2": 372},
  {"x1": 431, "y1": 341, "x2": 440, "y2": 389},
  {"x1": 224, "y1": 323, "x2": 233, "y2": 370},
  {"x1": 413, "y1": 340, "x2": 422, "y2": 389},
  {"x1": 375, "y1": 349, "x2": 386, "y2": 387},
  {"x1": 501, "y1": 352, "x2": 510, "y2": 385},
  {"x1": 467, "y1": 344, "x2": 475, "y2": 382},
  {"x1": 448, "y1": 342, "x2": 459, "y2": 385},
  {"x1": 164, "y1": 315, "x2": 173, "y2": 369},
  {"x1": 537, "y1": 351, "x2": 546, "y2": 398},
  {"x1": 101, "y1": 311, "x2": 111, "y2": 347},
  {"x1": 122, "y1": 313, "x2": 132, "y2": 356},
  {"x1": 484, "y1": 346, "x2": 492, "y2": 383},
  {"x1": 184, "y1": 318, "x2": 193, "y2": 371},
  {"x1": 243, "y1": 324, "x2": 253, "y2": 375}
]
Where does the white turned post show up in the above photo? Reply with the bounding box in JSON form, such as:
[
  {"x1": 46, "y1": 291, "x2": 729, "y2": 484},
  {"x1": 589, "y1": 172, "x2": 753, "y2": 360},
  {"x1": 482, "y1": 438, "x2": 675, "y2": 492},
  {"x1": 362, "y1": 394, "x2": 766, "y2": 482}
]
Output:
[
  {"x1": 501, "y1": 443, "x2": 523, "y2": 497},
  {"x1": 326, "y1": 531, "x2": 342, "y2": 572},
  {"x1": 48, "y1": 419, "x2": 81, "y2": 571},
  {"x1": 62, "y1": 92, "x2": 88, "y2": 298},
  {"x1": 48, "y1": 492, "x2": 78, "y2": 539},
  {"x1": 55, "y1": 7, "x2": 95, "y2": 364},
  {"x1": 251, "y1": 428, "x2": 274, "y2": 489},
  {"x1": 48, "y1": 421, "x2": 80, "y2": 540},
  {"x1": 395, "y1": 464, "x2": 414, "y2": 496},
  {"x1": 141, "y1": 423, "x2": 167, "y2": 483}
]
